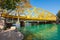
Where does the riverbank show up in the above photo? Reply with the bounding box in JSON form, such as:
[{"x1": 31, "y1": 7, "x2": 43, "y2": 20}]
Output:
[{"x1": 0, "y1": 27, "x2": 24, "y2": 40}]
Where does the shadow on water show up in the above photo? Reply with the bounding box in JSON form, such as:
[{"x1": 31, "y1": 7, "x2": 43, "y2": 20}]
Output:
[
  {"x1": 18, "y1": 24, "x2": 60, "y2": 40},
  {"x1": 57, "y1": 24, "x2": 60, "y2": 40}
]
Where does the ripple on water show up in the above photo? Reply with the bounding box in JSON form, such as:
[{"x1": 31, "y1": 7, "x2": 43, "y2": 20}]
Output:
[{"x1": 19, "y1": 24, "x2": 59, "y2": 40}]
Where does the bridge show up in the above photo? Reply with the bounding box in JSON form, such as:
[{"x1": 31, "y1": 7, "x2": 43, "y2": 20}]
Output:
[
  {"x1": 1, "y1": 7, "x2": 56, "y2": 21},
  {"x1": 0, "y1": 0, "x2": 57, "y2": 28}
]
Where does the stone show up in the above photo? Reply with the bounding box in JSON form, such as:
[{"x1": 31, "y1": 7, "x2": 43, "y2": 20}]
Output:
[{"x1": 0, "y1": 29, "x2": 24, "y2": 40}]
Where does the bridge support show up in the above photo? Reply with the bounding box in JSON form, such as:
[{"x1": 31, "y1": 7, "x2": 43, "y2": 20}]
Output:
[
  {"x1": 29, "y1": 21, "x2": 40, "y2": 26},
  {"x1": 20, "y1": 21, "x2": 25, "y2": 27}
]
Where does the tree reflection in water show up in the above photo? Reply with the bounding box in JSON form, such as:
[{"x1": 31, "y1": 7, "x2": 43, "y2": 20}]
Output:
[{"x1": 19, "y1": 24, "x2": 59, "y2": 40}]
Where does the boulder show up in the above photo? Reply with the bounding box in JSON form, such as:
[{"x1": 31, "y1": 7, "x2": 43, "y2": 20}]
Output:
[{"x1": 0, "y1": 28, "x2": 24, "y2": 40}]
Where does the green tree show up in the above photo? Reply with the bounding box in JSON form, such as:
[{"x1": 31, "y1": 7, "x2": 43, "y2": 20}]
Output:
[
  {"x1": 0, "y1": 0, "x2": 30, "y2": 13},
  {"x1": 0, "y1": 0, "x2": 21, "y2": 10},
  {"x1": 0, "y1": 0, "x2": 30, "y2": 29},
  {"x1": 56, "y1": 10, "x2": 60, "y2": 18}
]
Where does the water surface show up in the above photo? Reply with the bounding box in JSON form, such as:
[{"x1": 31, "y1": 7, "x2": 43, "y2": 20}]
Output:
[{"x1": 19, "y1": 24, "x2": 60, "y2": 40}]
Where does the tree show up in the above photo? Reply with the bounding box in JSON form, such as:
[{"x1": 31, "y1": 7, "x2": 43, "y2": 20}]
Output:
[
  {"x1": 0, "y1": 0, "x2": 31, "y2": 13},
  {"x1": 56, "y1": 10, "x2": 60, "y2": 18},
  {"x1": 0, "y1": 0, "x2": 21, "y2": 10},
  {"x1": 0, "y1": 0, "x2": 31, "y2": 29},
  {"x1": 0, "y1": 0, "x2": 31, "y2": 9}
]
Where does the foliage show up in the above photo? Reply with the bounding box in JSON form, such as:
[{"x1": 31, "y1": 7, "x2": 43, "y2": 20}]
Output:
[
  {"x1": 56, "y1": 10, "x2": 60, "y2": 18},
  {"x1": 0, "y1": 0, "x2": 31, "y2": 10},
  {"x1": 0, "y1": 0, "x2": 21, "y2": 10}
]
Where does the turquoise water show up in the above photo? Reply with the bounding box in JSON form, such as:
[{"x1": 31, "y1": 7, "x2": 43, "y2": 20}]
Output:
[{"x1": 18, "y1": 24, "x2": 60, "y2": 40}]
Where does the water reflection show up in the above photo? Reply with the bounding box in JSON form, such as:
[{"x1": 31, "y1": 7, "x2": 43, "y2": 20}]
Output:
[{"x1": 19, "y1": 24, "x2": 60, "y2": 40}]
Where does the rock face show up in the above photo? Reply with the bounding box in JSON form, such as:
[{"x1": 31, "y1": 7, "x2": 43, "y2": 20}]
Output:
[{"x1": 0, "y1": 30, "x2": 24, "y2": 40}]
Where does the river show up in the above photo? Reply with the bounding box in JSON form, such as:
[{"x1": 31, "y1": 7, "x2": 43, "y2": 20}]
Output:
[{"x1": 18, "y1": 24, "x2": 60, "y2": 40}]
